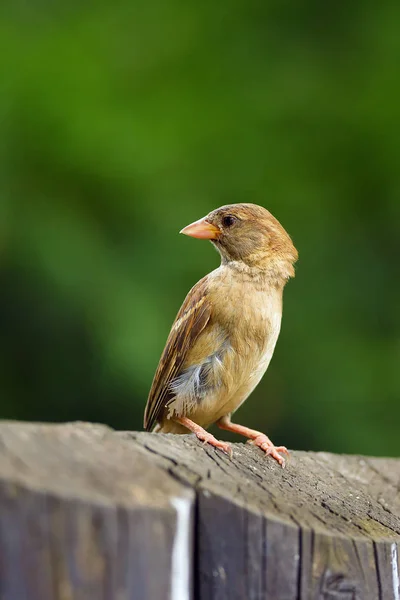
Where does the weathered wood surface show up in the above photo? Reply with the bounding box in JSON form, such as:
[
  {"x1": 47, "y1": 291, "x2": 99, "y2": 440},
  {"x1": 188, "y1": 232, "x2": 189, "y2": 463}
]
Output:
[{"x1": 0, "y1": 421, "x2": 399, "y2": 600}]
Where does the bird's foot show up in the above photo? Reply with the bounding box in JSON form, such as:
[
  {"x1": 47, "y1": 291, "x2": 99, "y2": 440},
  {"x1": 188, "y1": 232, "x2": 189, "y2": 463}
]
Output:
[
  {"x1": 174, "y1": 416, "x2": 233, "y2": 458},
  {"x1": 247, "y1": 434, "x2": 289, "y2": 467},
  {"x1": 197, "y1": 431, "x2": 233, "y2": 458}
]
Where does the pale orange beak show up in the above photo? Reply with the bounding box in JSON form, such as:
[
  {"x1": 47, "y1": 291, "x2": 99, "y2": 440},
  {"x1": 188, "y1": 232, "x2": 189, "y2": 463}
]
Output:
[{"x1": 180, "y1": 217, "x2": 221, "y2": 240}]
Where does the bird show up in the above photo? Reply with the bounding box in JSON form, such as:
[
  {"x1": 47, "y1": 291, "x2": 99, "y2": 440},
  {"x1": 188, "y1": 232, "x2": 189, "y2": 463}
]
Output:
[{"x1": 144, "y1": 203, "x2": 298, "y2": 466}]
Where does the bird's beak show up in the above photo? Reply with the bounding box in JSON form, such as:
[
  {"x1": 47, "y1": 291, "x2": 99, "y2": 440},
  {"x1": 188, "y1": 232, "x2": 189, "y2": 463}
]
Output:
[{"x1": 180, "y1": 217, "x2": 221, "y2": 240}]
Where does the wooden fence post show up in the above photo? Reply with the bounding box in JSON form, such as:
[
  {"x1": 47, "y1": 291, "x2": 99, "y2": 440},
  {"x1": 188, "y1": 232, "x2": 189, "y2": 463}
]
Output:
[{"x1": 0, "y1": 421, "x2": 399, "y2": 599}]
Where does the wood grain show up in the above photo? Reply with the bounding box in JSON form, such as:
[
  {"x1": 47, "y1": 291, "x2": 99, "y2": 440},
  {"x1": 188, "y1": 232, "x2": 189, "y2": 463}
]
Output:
[
  {"x1": 0, "y1": 421, "x2": 399, "y2": 599},
  {"x1": 0, "y1": 422, "x2": 194, "y2": 600},
  {"x1": 129, "y1": 431, "x2": 400, "y2": 600}
]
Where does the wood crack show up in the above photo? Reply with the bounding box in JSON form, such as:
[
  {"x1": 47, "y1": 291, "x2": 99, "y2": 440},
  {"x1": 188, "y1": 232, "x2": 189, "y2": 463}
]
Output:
[
  {"x1": 373, "y1": 541, "x2": 383, "y2": 600},
  {"x1": 0, "y1": 424, "x2": 399, "y2": 600}
]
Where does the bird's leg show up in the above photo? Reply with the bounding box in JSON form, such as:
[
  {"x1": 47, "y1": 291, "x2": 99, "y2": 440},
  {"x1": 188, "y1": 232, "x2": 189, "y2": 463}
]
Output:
[
  {"x1": 217, "y1": 414, "x2": 288, "y2": 467},
  {"x1": 174, "y1": 416, "x2": 232, "y2": 458}
]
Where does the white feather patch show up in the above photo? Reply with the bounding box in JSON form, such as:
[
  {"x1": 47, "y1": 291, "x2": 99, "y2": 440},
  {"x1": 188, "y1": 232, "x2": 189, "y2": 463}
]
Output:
[{"x1": 168, "y1": 348, "x2": 227, "y2": 418}]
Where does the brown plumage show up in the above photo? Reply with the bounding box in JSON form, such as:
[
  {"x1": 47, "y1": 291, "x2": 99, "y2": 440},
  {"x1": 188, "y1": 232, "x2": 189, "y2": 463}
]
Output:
[{"x1": 144, "y1": 203, "x2": 298, "y2": 466}]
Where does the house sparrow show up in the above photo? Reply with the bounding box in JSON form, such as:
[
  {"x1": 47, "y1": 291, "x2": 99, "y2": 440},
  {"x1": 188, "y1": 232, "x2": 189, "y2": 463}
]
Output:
[{"x1": 144, "y1": 203, "x2": 298, "y2": 466}]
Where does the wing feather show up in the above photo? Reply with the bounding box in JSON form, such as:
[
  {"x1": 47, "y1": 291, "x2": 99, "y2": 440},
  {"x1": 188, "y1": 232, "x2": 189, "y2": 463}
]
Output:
[{"x1": 143, "y1": 276, "x2": 212, "y2": 431}]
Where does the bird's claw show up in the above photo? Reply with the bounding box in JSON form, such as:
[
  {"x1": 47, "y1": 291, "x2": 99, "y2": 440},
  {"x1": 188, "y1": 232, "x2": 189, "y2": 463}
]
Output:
[
  {"x1": 196, "y1": 431, "x2": 233, "y2": 458},
  {"x1": 248, "y1": 434, "x2": 289, "y2": 467}
]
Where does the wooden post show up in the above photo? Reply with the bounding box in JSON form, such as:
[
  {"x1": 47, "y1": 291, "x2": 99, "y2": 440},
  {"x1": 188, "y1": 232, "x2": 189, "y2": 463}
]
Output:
[{"x1": 0, "y1": 421, "x2": 399, "y2": 599}]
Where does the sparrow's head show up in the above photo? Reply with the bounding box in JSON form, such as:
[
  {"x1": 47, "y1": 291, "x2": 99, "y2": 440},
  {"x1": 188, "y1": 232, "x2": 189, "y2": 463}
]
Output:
[{"x1": 180, "y1": 203, "x2": 298, "y2": 280}]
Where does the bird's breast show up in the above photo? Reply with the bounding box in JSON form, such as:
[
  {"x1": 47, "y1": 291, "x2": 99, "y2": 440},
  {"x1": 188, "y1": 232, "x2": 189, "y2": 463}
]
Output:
[
  {"x1": 215, "y1": 276, "x2": 283, "y2": 365},
  {"x1": 167, "y1": 269, "x2": 284, "y2": 428},
  {"x1": 198, "y1": 273, "x2": 283, "y2": 421},
  {"x1": 230, "y1": 303, "x2": 282, "y2": 387}
]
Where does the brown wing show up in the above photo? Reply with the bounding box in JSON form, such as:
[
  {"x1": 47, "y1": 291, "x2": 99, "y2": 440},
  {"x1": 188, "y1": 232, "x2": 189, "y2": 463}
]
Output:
[{"x1": 143, "y1": 276, "x2": 212, "y2": 431}]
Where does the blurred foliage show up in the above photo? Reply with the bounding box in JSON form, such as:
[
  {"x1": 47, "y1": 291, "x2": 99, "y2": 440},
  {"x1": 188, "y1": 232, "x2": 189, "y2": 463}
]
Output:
[{"x1": 0, "y1": 0, "x2": 399, "y2": 456}]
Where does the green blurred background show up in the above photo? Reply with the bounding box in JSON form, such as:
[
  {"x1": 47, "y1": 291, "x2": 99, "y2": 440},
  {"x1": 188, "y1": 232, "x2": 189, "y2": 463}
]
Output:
[{"x1": 1, "y1": 1, "x2": 399, "y2": 456}]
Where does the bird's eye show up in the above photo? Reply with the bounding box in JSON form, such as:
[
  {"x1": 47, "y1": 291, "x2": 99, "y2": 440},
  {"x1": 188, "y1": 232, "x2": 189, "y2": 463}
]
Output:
[{"x1": 222, "y1": 215, "x2": 237, "y2": 228}]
